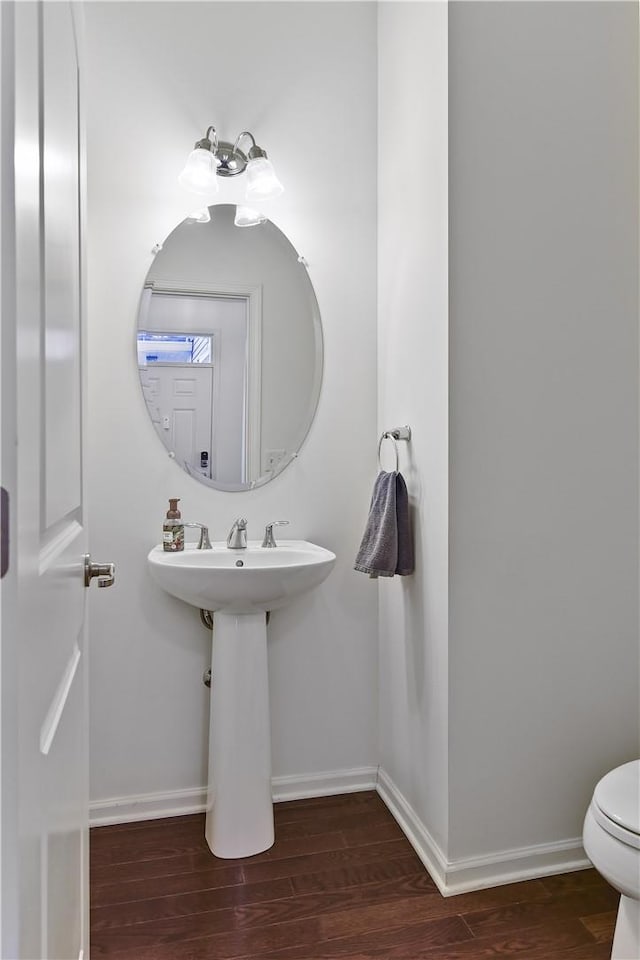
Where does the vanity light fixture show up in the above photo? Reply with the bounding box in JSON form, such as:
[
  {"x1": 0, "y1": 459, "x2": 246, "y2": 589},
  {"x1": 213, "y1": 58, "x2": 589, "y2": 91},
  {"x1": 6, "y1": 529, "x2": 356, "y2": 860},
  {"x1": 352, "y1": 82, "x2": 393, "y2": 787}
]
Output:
[
  {"x1": 234, "y1": 206, "x2": 267, "y2": 228},
  {"x1": 179, "y1": 126, "x2": 284, "y2": 200}
]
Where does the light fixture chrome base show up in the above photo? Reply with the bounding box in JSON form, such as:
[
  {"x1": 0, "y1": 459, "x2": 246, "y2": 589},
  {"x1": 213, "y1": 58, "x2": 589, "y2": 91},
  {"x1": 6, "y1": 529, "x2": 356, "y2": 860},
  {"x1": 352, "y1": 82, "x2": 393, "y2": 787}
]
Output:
[
  {"x1": 182, "y1": 126, "x2": 281, "y2": 195},
  {"x1": 215, "y1": 141, "x2": 248, "y2": 177}
]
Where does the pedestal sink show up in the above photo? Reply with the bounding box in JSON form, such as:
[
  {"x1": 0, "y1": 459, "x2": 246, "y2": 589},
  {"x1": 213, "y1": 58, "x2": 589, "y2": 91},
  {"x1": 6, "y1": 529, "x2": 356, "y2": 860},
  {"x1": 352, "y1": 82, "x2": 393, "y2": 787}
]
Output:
[{"x1": 147, "y1": 540, "x2": 336, "y2": 858}]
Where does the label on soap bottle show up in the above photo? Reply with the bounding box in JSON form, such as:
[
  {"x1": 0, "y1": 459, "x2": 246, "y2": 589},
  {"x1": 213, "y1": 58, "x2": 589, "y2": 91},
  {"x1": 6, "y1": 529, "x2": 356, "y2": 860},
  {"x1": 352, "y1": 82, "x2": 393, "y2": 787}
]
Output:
[{"x1": 163, "y1": 524, "x2": 184, "y2": 552}]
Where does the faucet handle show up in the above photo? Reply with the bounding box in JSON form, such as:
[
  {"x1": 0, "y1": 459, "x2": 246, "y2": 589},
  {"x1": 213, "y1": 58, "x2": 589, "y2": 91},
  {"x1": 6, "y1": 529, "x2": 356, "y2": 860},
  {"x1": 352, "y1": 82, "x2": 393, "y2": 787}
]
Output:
[
  {"x1": 182, "y1": 522, "x2": 212, "y2": 550},
  {"x1": 198, "y1": 526, "x2": 212, "y2": 550},
  {"x1": 262, "y1": 520, "x2": 289, "y2": 548},
  {"x1": 227, "y1": 517, "x2": 248, "y2": 549}
]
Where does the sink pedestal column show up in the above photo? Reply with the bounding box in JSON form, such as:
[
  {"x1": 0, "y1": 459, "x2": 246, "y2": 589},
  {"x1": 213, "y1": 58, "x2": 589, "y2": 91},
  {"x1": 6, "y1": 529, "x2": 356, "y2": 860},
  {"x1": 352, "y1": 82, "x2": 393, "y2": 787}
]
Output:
[{"x1": 205, "y1": 611, "x2": 274, "y2": 858}]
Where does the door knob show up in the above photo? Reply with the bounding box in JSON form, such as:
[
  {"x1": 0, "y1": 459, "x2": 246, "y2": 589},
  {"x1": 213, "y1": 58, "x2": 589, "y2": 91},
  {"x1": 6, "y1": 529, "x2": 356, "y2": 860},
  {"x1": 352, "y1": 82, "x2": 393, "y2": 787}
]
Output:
[{"x1": 83, "y1": 554, "x2": 115, "y2": 588}]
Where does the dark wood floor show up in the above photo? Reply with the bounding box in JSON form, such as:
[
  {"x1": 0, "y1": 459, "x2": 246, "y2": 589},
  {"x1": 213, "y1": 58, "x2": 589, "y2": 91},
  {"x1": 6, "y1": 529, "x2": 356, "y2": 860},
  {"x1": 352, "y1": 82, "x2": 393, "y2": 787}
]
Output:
[{"x1": 90, "y1": 791, "x2": 617, "y2": 959}]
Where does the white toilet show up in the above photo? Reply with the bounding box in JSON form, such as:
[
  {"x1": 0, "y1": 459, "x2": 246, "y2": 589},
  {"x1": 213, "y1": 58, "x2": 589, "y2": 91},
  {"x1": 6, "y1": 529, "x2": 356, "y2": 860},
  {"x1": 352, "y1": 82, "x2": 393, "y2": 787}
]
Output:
[{"x1": 583, "y1": 760, "x2": 640, "y2": 960}]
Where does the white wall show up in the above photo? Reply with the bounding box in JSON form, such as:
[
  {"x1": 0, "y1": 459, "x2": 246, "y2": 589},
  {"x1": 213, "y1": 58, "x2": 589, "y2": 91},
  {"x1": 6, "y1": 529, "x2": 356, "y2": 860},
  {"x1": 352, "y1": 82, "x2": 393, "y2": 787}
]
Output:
[
  {"x1": 448, "y1": 0, "x2": 639, "y2": 862},
  {"x1": 378, "y1": 0, "x2": 638, "y2": 893},
  {"x1": 377, "y1": 1, "x2": 450, "y2": 857},
  {"x1": 85, "y1": 1, "x2": 378, "y2": 809}
]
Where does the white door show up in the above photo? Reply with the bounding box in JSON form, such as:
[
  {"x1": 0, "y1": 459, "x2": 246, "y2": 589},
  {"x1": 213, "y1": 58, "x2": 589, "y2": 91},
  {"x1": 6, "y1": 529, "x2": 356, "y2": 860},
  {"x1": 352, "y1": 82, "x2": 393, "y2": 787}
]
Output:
[
  {"x1": 0, "y1": 3, "x2": 20, "y2": 955},
  {"x1": 141, "y1": 365, "x2": 214, "y2": 479},
  {"x1": 1, "y1": 3, "x2": 106, "y2": 956}
]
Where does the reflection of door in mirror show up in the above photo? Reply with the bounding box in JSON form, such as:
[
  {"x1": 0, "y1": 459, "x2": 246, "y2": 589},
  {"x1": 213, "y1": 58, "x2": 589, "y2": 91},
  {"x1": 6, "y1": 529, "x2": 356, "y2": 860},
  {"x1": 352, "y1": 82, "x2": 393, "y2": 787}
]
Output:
[
  {"x1": 140, "y1": 364, "x2": 214, "y2": 478},
  {"x1": 138, "y1": 290, "x2": 255, "y2": 484}
]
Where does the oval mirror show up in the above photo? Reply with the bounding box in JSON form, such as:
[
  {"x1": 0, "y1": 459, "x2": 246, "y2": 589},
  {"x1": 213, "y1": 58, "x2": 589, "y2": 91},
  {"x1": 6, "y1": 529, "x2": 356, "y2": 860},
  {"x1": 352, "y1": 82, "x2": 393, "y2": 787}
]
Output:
[{"x1": 136, "y1": 204, "x2": 323, "y2": 491}]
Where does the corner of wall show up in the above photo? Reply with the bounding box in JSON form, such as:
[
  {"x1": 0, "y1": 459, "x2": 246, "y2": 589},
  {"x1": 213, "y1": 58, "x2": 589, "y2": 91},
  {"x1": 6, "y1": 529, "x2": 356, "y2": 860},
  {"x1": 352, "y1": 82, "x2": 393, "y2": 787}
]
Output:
[{"x1": 376, "y1": 0, "x2": 450, "y2": 861}]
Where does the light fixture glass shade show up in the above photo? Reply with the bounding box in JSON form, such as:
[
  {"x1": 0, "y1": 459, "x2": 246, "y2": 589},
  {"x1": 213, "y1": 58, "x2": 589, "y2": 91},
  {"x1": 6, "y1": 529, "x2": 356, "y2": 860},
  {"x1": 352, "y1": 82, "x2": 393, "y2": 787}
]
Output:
[
  {"x1": 178, "y1": 148, "x2": 219, "y2": 195},
  {"x1": 245, "y1": 157, "x2": 284, "y2": 200},
  {"x1": 234, "y1": 206, "x2": 267, "y2": 228},
  {"x1": 188, "y1": 207, "x2": 211, "y2": 223}
]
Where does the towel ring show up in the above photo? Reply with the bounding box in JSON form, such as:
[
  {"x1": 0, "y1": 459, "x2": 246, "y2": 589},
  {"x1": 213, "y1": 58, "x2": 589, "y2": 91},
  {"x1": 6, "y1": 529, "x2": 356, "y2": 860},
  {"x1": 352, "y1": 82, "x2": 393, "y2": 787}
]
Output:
[
  {"x1": 378, "y1": 433, "x2": 399, "y2": 472},
  {"x1": 377, "y1": 426, "x2": 411, "y2": 472}
]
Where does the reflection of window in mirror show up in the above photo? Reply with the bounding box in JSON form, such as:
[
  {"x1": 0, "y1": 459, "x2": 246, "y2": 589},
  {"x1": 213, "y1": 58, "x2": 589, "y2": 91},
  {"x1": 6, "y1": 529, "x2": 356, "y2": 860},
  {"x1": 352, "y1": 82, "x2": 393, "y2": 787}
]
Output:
[{"x1": 137, "y1": 332, "x2": 213, "y2": 365}]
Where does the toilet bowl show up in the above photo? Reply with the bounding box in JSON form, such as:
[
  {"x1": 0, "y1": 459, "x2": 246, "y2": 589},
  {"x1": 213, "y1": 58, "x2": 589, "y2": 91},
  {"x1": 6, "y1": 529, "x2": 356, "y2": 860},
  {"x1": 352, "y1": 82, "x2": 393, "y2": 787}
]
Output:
[{"x1": 583, "y1": 760, "x2": 640, "y2": 960}]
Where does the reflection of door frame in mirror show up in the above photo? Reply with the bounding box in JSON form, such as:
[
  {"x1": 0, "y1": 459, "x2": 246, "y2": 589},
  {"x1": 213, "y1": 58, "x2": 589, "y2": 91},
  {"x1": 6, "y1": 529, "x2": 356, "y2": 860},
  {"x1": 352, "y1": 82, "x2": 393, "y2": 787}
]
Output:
[{"x1": 143, "y1": 278, "x2": 263, "y2": 484}]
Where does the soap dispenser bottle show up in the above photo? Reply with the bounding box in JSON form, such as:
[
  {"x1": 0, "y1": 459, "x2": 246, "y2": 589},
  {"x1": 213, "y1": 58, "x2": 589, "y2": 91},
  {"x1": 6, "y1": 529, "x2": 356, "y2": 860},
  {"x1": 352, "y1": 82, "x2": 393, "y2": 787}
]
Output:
[{"x1": 163, "y1": 498, "x2": 184, "y2": 552}]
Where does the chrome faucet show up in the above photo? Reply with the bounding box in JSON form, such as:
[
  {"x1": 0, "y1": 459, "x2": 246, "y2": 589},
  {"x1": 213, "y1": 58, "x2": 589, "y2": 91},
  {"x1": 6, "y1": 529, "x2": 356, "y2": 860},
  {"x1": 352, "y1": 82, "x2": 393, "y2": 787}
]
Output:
[
  {"x1": 183, "y1": 522, "x2": 212, "y2": 550},
  {"x1": 262, "y1": 520, "x2": 289, "y2": 548},
  {"x1": 226, "y1": 517, "x2": 248, "y2": 549}
]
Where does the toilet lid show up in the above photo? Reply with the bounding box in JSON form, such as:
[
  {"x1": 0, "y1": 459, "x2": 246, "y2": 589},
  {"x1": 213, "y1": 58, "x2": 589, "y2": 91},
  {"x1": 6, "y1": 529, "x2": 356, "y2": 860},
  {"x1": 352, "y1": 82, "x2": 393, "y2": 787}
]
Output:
[{"x1": 593, "y1": 760, "x2": 640, "y2": 836}]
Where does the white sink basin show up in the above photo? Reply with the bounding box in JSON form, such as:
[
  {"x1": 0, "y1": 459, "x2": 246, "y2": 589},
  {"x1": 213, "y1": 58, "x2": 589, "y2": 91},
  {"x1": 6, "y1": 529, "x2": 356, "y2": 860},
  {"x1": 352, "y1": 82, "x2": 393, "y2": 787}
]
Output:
[{"x1": 147, "y1": 540, "x2": 336, "y2": 614}]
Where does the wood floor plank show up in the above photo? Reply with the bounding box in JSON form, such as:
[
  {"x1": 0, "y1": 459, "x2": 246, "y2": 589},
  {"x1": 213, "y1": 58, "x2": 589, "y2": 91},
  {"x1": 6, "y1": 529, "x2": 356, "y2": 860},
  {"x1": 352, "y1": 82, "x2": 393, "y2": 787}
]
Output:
[
  {"x1": 312, "y1": 882, "x2": 548, "y2": 939},
  {"x1": 540, "y1": 868, "x2": 613, "y2": 896},
  {"x1": 91, "y1": 849, "x2": 236, "y2": 886},
  {"x1": 90, "y1": 876, "x2": 294, "y2": 931},
  {"x1": 546, "y1": 944, "x2": 613, "y2": 960},
  {"x1": 89, "y1": 914, "x2": 325, "y2": 959},
  {"x1": 256, "y1": 917, "x2": 594, "y2": 960},
  {"x1": 91, "y1": 837, "x2": 208, "y2": 870},
  {"x1": 274, "y1": 792, "x2": 385, "y2": 824},
  {"x1": 339, "y1": 819, "x2": 405, "y2": 847},
  {"x1": 91, "y1": 818, "x2": 207, "y2": 867},
  {"x1": 91, "y1": 815, "x2": 203, "y2": 845},
  {"x1": 91, "y1": 838, "x2": 415, "y2": 909},
  {"x1": 289, "y1": 852, "x2": 428, "y2": 895},
  {"x1": 261, "y1": 914, "x2": 473, "y2": 960},
  {"x1": 91, "y1": 861, "x2": 246, "y2": 908},
  {"x1": 580, "y1": 909, "x2": 617, "y2": 944},
  {"x1": 92, "y1": 912, "x2": 471, "y2": 960},
  {"x1": 314, "y1": 894, "x2": 471, "y2": 945},
  {"x1": 90, "y1": 864, "x2": 433, "y2": 952},
  {"x1": 512, "y1": 938, "x2": 614, "y2": 960},
  {"x1": 97, "y1": 872, "x2": 431, "y2": 940},
  {"x1": 91, "y1": 830, "x2": 348, "y2": 887},
  {"x1": 462, "y1": 888, "x2": 619, "y2": 939},
  {"x1": 297, "y1": 876, "x2": 551, "y2": 930},
  {"x1": 242, "y1": 837, "x2": 415, "y2": 886},
  {"x1": 275, "y1": 809, "x2": 394, "y2": 842},
  {"x1": 274, "y1": 792, "x2": 379, "y2": 812}
]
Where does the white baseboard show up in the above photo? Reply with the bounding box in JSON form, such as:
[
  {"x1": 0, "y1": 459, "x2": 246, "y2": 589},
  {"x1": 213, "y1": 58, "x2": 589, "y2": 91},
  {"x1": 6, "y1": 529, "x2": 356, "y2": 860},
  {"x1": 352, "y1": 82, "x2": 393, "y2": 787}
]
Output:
[
  {"x1": 89, "y1": 786, "x2": 207, "y2": 827},
  {"x1": 272, "y1": 765, "x2": 378, "y2": 802},
  {"x1": 376, "y1": 767, "x2": 449, "y2": 892},
  {"x1": 89, "y1": 765, "x2": 379, "y2": 827},
  {"x1": 91, "y1": 765, "x2": 590, "y2": 896},
  {"x1": 376, "y1": 767, "x2": 591, "y2": 897}
]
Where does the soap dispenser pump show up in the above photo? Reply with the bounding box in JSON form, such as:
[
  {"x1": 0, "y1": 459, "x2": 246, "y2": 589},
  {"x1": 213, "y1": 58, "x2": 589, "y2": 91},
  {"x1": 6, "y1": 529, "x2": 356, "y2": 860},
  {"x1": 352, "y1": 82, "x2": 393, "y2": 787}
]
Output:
[{"x1": 163, "y1": 498, "x2": 184, "y2": 552}]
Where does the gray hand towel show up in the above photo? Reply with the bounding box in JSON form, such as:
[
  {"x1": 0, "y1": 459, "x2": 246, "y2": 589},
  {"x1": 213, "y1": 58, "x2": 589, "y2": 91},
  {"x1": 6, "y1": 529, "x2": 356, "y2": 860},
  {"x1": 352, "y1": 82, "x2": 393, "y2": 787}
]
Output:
[{"x1": 354, "y1": 471, "x2": 414, "y2": 578}]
